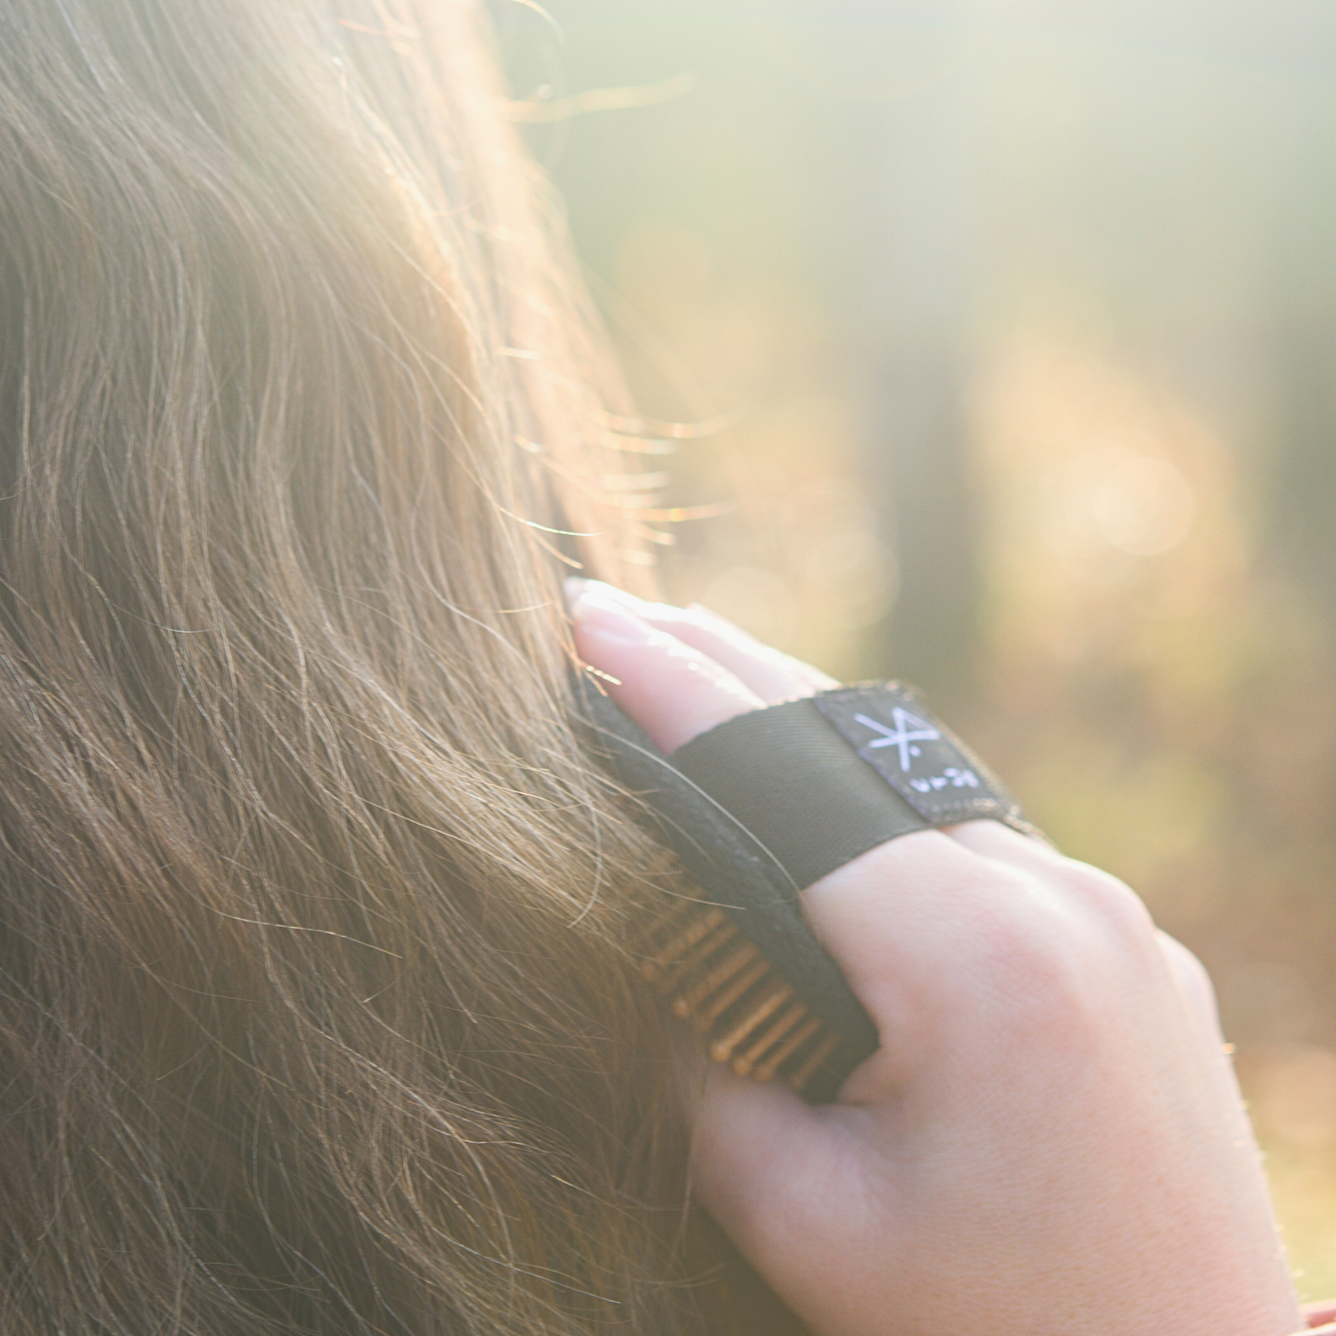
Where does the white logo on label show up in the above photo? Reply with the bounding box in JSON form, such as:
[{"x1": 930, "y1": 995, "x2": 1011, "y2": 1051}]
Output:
[
  {"x1": 909, "y1": 766, "x2": 980, "y2": 794},
  {"x1": 855, "y1": 708, "x2": 942, "y2": 773}
]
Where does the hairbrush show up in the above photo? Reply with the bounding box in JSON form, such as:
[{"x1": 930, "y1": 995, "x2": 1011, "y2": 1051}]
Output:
[{"x1": 578, "y1": 678, "x2": 1037, "y2": 1103}]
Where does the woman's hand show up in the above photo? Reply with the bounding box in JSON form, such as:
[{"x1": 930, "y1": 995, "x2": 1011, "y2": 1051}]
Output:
[{"x1": 569, "y1": 580, "x2": 1302, "y2": 1336}]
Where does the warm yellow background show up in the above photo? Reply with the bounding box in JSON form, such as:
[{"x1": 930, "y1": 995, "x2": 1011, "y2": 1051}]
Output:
[{"x1": 493, "y1": 0, "x2": 1336, "y2": 1297}]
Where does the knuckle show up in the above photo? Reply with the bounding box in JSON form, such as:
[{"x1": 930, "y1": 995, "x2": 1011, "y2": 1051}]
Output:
[
  {"x1": 1054, "y1": 857, "x2": 1156, "y2": 940},
  {"x1": 955, "y1": 870, "x2": 1081, "y2": 980},
  {"x1": 954, "y1": 864, "x2": 1162, "y2": 1035}
]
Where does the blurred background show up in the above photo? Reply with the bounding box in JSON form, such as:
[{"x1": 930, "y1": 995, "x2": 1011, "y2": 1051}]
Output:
[{"x1": 489, "y1": 0, "x2": 1336, "y2": 1295}]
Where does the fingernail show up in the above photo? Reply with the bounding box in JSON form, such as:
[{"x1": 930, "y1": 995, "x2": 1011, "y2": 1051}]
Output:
[
  {"x1": 568, "y1": 582, "x2": 655, "y2": 646},
  {"x1": 564, "y1": 577, "x2": 640, "y2": 609}
]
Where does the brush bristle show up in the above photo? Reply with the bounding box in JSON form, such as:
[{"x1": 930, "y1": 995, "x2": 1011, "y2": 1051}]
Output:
[{"x1": 638, "y1": 895, "x2": 848, "y2": 1096}]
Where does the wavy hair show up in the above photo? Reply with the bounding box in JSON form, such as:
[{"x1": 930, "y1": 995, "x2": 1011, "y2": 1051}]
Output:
[{"x1": 0, "y1": 1, "x2": 780, "y2": 1331}]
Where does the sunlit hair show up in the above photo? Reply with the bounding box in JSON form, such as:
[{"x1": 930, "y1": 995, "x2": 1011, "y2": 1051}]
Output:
[{"x1": 0, "y1": 2, "x2": 728, "y2": 1331}]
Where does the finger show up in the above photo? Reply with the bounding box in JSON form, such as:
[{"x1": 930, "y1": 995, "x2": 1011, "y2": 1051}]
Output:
[
  {"x1": 945, "y1": 820, "x2": 1114, "y2": 896},
  {"x1": 946, "y1": 821, "x2": 1159, "y2": 926},
  {"x1": 686, "y1": 602, "x2": 838, "y2": 696},
  {"x1": 574, "y1": 582, "x2": 833, "y2": 704},
  {"x1": 796, "y1": 828, "x2": 1039, "y2": 1040},
  {"x1": 684, "y1": 1052, "x2": 846, "y2": 1275},
  {"x1": 568, "y1": 579, "x2": 764, "y2": 753},
  {"x1": 942, "y1": 818, "x2": 1064, "y2": 870}
]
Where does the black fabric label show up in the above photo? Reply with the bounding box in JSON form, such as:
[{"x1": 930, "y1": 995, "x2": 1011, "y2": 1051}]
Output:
[{"x1": 813, "y1": 683, "x2": 1021, "y2": 827}]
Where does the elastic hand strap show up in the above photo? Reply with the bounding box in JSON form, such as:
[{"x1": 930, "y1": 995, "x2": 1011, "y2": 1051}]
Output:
[{"x1": 669, "y1": 682, "x2": 1034, "y2": 893}]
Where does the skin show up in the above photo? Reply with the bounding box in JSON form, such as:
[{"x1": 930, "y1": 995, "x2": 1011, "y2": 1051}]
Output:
[{"x1": 568, "y1": 579, "x2": 1303, "y2": 1336}]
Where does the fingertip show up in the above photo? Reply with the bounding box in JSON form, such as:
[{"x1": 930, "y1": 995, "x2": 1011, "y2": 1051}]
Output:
[
  {"x1": 569, "y1": 581, "x2": 657, "y2": 647},
  {"x1": 569, "y1": 582, "x2": 764, "y2": 752}
]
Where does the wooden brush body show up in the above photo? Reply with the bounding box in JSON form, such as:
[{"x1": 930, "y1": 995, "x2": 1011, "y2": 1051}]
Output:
[{"x1": 636, "y1": 892, "x2": 848, "y2": 1097}]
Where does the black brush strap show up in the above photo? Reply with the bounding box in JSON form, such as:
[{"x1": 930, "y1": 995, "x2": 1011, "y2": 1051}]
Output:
[{"x1": 669, "y1": 683, "x2": 1034, "y2": 893}]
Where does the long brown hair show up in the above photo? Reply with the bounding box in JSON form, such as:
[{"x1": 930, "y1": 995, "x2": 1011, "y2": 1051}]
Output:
[{"x1": 0, "y1": 2, "x2": 720, "y2": 1330}]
